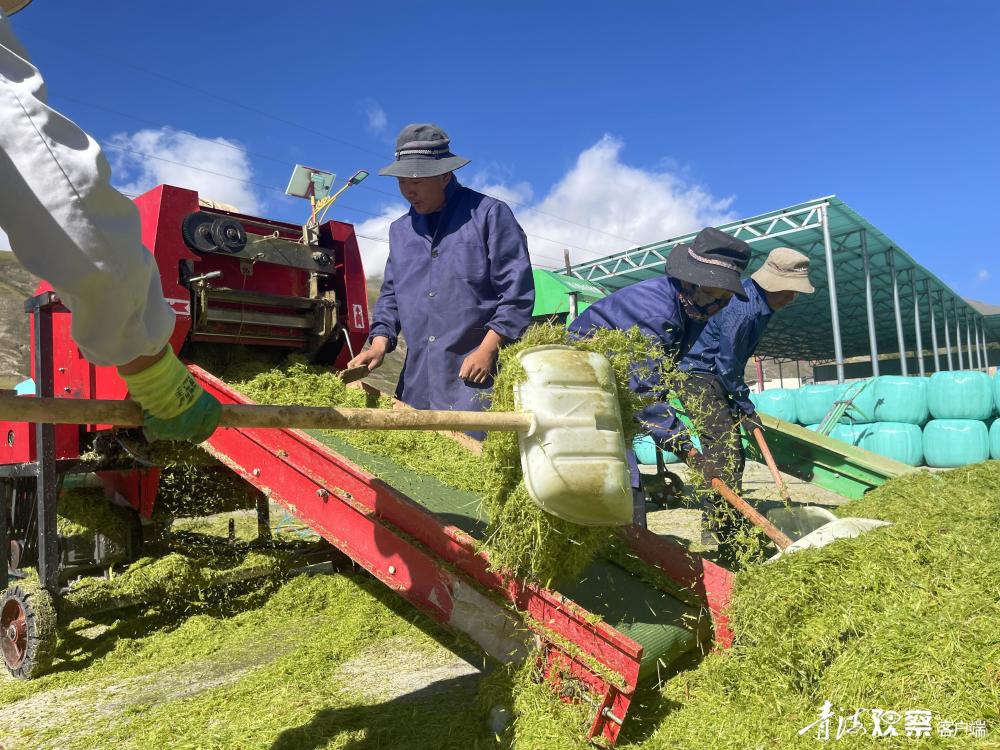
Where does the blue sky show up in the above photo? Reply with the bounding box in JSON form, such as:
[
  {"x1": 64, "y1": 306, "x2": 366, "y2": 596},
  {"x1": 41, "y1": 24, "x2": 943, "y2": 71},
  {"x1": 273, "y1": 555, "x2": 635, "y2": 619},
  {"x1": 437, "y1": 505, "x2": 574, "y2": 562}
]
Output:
[{"x1": 6, "y1": 0, "x2": 999, "y2": 300}]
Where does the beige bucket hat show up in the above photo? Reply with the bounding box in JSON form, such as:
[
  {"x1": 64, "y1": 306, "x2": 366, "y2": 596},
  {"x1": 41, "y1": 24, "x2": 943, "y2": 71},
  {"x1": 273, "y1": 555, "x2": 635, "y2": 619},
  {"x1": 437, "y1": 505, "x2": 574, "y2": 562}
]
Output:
[{"x1": 751, "y1": 247, "x2": 815, "y2": 294}]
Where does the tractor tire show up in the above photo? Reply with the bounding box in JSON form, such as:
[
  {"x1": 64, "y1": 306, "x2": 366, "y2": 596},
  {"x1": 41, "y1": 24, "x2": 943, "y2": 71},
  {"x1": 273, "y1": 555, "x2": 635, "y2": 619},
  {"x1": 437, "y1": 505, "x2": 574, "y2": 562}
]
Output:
[{"x1": 1, "y1": 584, "x2": 57, "y2": 679}]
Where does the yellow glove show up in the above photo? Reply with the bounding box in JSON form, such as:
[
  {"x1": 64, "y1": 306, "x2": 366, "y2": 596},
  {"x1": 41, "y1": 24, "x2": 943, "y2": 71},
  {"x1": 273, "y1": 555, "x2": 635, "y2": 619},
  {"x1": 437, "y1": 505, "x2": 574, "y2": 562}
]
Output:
[{"x1": 121, "y1": 349, "x2": 221, "y2": 443}]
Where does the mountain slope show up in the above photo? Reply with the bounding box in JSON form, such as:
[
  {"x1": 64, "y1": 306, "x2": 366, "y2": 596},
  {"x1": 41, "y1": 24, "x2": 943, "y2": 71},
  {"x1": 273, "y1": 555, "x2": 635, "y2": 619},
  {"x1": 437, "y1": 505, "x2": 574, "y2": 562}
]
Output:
[{"x1": 0, "y1": 253, "x2": 38, "y2": 388}]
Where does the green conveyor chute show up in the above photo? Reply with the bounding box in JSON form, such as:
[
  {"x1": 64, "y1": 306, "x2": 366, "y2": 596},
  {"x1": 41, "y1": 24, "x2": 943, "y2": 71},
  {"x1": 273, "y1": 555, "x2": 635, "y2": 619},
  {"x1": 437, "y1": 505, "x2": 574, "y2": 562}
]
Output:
[{"x1": 306, "y1": 430, "x2": 703, "y2": 681}]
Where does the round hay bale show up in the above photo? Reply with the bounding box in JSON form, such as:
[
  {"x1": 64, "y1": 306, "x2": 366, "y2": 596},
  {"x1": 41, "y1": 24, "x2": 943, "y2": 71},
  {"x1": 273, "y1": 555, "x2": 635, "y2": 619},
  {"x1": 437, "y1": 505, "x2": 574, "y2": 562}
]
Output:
[
  {"x1": 873, "y1": 375, "x2": 929, "y2": 424},
  {"x1": 928, "y1": 371, "x2": 994, "y2": 420},
  {"x1": 866, "y1": 422, "x2": 924, "y2": 466},
  {"x1": 749, "y1": 388, "x2": 797, "y2": 423},
  {"x1": 923, "y1": 419, "x2": 990, "y2": 467}
]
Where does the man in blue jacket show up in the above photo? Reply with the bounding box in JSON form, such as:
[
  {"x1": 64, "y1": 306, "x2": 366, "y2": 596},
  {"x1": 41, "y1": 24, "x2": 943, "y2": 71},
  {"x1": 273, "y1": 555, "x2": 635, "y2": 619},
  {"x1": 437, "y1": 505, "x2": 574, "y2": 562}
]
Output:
[
  {"x1": 568, "y1": 227, "x2": 751, "y2": 524},
  {"x1": 679, "y1": 247, "x2": 814, "y2": 488},
  {"x1": 349, "y1": 124, "x2": 535, "y2": 416}
]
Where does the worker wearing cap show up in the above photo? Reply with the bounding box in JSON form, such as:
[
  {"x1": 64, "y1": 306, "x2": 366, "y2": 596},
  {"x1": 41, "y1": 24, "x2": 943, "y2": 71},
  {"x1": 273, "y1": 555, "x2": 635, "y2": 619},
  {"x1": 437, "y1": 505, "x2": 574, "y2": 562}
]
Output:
[
  {"x1": 568, "y1": 227, "x2": 751, "y2": 524},
  {"x1": 349, "y1": 124, "x2": 535, "y2": 417},
  {"x1": 0, "y1": 3, "x2": 220, "y2": 443},
  {"x1": 678, "y1": 247, "x2": 815, "y2": 488}
]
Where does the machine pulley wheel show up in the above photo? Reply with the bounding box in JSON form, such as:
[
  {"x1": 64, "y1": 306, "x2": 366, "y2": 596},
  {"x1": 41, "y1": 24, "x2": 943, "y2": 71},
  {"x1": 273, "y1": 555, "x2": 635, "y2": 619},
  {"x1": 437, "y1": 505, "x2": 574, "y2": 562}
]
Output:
[
  {"x1": 0, "y1": 584, "x2": 56, "y2": 680},
  {"x1": 210, "y1": 217, "x2": 247, "y2": 254},
  {"x1": 181, "y1": 211, "x2": 219, "y2": 253}
]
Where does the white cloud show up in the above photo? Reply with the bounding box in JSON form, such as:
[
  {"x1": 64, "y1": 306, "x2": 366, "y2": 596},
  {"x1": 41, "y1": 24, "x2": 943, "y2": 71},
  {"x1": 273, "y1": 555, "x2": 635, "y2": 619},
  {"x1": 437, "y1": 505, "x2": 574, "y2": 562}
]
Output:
[
  {"x1": 364, "y1": 101, "x2": 388, "y2": 135},
  {"x1": 354, "y1": 203, "x2": 407, "y2": 279},
  {"x1": 352, "y1": 134, "x2": 736, "y2": 280},
  {"x1": 977, "y1": 268, "x2": 991, "y2": 282},
  {"x1": 0, "y1": 228, "x2": 9, "y2": 251},
  {"x1": 107, "y1": 127, "x2": 264, "y2": 215},
  {"x1": 514, "y1": 135, "x2": 736, "y2": 268},
  {"x1": 468, "y1": 169, "x2": 534, "y2": 208}
]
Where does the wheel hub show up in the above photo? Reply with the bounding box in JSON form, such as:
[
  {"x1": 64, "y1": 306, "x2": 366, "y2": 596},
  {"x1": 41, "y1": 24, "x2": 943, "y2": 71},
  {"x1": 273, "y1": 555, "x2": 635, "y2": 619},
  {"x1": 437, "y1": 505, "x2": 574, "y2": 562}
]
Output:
[{"x1": 0, "y1": 598, "x2": 27, "y2": 669}]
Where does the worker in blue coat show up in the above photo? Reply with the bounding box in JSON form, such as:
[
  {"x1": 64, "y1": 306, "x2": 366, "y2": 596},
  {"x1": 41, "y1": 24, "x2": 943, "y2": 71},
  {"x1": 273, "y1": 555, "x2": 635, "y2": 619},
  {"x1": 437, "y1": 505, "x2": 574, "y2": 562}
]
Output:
[
  {"x1": 679, "y1": 247, "x2": 814, "y2": 488},
  {"x1": 349, "y1": 124, "x2": 534, "y2": 418},
  {"x1": 568, "y1": 227, "x2": 751, "y2": 525}
]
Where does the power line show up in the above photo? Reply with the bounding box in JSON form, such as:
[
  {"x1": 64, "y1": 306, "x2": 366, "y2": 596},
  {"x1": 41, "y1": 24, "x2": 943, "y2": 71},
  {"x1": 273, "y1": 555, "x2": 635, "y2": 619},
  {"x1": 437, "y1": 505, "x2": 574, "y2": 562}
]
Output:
[
  {"x1": 101, "y1": 142, "x2": 593, "y2": 265},
  {"x1": 29, "y1": 26, "x2": 643, "y2": 249}
]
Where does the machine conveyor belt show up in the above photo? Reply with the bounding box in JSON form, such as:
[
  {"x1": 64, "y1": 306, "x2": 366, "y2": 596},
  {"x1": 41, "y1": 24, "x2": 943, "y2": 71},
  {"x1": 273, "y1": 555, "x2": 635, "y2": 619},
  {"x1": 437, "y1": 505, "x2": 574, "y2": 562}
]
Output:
[{"x1": 305, "y1": 430, "x2": 704, "y2": 680}]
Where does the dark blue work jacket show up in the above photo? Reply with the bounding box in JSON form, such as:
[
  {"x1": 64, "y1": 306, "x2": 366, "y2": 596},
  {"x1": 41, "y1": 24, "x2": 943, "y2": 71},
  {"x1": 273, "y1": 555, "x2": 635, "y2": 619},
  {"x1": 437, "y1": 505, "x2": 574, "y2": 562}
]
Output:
[
  {"x1": 368, "y1": 177, "x2": 534, "y2": 412},
  {"x1": 568, "y1": 276, "x2": 706, "y2": 480},
  {"x1": 680, "y1": 278, "x2": 773, "y2": 415}
]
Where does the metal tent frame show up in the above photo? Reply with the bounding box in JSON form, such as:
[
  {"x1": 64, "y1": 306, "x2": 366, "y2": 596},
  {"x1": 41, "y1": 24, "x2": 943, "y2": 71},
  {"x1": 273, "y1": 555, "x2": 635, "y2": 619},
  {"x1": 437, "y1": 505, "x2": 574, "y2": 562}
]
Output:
[{"x1": 565, "y1": 196, "x2": 995, "y2": 382}]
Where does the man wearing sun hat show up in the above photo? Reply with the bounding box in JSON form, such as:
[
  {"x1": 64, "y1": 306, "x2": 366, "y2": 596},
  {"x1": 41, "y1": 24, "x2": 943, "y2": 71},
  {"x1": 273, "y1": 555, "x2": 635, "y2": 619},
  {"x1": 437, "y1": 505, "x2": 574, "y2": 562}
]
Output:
[
  {"x1": 568, "y1": 226, "x2": 752, "y2": 524},
  {"x1": 679, "y1": 246, "x2": 815, "y2": 490},
  {"x1": 349, "y1": 124, "x2": 534, "y2": 419}
]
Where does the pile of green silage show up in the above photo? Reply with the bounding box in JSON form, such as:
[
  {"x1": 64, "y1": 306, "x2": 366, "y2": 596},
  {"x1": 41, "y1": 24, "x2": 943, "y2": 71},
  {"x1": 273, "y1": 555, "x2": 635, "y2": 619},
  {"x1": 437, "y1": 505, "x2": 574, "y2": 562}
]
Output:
[
  {"x1": 219, "y1": 324, "x2": 702, "y2": 585},
  {"x1": 492, "y1": 461, "x2": 1000, "y2": 749},
  {"x1": 0, "y1": 571, "x2": 496, "y2": 750}
]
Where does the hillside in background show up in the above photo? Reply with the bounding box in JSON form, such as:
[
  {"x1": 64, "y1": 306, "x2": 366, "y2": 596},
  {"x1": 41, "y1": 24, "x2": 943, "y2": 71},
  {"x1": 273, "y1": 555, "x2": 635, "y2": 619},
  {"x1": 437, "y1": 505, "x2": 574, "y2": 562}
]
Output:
[{"x1": 0, "y1": 253, "x2": 38, "y2": 388}]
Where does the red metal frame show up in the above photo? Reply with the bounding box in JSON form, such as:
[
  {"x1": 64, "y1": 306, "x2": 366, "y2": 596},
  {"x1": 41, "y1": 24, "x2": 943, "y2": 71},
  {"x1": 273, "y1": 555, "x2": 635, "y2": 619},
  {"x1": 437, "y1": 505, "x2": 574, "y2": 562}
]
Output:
[
  {"x1": 1, "y1": 183, "x2": 371, "y2": 513},
  {"x1": 194, "y1": 365, "x2": 733, "y2": 744}
]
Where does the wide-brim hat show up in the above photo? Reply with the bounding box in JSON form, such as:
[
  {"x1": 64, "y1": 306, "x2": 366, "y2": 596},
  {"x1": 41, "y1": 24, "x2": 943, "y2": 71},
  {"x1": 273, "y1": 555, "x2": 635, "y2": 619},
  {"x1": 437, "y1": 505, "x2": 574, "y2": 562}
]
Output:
[
  {"x1": 1, "y1": 0, "x2": 33, "y2": 14},
  {"x1": 379, "y1": 123, "x2": 470, "y2": 179},
  {"x1": 664, "y1": 226, "x2": 751, "y2": 300},
  {"x1": 751, "y1": 246, "x2": 815, "y2": 294}
]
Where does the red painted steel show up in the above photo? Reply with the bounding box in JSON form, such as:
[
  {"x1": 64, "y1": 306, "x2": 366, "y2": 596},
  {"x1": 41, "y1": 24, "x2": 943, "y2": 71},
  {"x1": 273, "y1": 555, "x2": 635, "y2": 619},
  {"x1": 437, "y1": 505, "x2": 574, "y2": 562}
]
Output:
[{"x1": 193, "y1": 365, "x2": 647, "y2": 742}]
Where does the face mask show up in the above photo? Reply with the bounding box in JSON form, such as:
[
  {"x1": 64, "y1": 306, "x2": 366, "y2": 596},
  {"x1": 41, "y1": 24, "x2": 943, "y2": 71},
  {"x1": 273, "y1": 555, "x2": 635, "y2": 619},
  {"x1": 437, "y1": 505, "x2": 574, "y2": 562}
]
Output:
[{"x1": 679, "y1": 282, "x2": 732, "y2": 321}]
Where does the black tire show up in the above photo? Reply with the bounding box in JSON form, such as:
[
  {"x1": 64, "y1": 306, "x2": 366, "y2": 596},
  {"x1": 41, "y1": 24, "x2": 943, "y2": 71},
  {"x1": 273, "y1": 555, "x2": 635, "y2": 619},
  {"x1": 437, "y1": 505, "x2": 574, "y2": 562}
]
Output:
[{"x1": 0, "y1": 584, "x2": 57, "y2": 679}]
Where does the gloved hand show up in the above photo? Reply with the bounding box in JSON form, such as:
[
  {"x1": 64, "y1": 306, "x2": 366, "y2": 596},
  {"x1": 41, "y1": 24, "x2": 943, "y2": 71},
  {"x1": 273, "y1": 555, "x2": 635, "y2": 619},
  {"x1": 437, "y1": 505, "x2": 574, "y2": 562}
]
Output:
[
  {"x1": 686, "y1": 450, "x2": 723, "y2": 483},
  {"x1": 741, "y1": 410, "x2": 765, "y2": 436},
  {"x1": 121, "y1": 348, "x2": 222, "y2": 443}
]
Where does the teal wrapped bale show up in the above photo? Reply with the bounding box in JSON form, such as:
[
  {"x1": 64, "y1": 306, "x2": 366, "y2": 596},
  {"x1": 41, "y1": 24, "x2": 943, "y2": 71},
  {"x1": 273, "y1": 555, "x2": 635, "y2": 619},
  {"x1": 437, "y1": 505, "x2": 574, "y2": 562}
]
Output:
[
  {"x1": 873, "y1": 376, "x2": 929, "y2": 424},
  {"x1": 927, "y1": 371, "x2": 994, "y2": 420},
  {"x1": 793, "y1": 383, "x2": 843, "y2": 426},
  {"x1": 838, "y1": 380, "x2": 876, "y2": 424},
  {"x1": 865, "y1": 422, "x2": 924, "y2": 466},
  {"x1": 632, "y1": 434, "x2": 699, "y2": 465},
  {"x1": 923, "y1": 419, "x2": 990, "y2": 467},
  {"x1": 749, "y1": 388, "x2": 797, "y2": 423},
  {"x1": 990, "y1": 419, "x2": 1000, "y2": 460},
  {"x1": 994, "y1": 373, "x2": 1000, "y2": 414},
  {"x1": 828, "y1": 423, "x2": 875, "y2": 448}
]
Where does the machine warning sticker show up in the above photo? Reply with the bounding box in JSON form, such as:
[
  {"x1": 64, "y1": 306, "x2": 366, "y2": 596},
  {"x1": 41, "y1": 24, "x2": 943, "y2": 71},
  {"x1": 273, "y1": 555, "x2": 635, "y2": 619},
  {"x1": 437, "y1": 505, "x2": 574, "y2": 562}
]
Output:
[
  {"x1": 165, "y1": 298, "x2": 191, "y2": 316},
  {"x1": 351, "y1": 303, "x2": 365, "y2": 330}
]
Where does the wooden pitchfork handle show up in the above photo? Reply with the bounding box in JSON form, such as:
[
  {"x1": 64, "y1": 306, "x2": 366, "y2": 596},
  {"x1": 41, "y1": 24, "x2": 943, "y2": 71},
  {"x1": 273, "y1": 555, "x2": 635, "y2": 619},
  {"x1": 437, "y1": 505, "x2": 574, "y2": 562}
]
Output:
[
  {"x1": 751, "y1": 426, "x2": 792, "y2": 503},
  {"x1": 709, "y1": 477, "x2": 793, "y2": 551},
  {"x1": 0, "y1": 394, "x2": 535, "y2": 434}
]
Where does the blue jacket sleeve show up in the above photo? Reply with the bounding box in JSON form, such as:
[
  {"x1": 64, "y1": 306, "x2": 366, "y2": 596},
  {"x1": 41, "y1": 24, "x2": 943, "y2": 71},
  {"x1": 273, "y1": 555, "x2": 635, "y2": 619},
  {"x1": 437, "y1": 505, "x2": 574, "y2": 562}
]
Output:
[
  {"x1": 484, "y1": 202, "x2": 534, "y2": 341},
  {"x1": 368, "y1": 254, "x2": 400, "y2": 352},
  {"x1": 715, "y1": 318, "x2": 755, "y2": 415}
]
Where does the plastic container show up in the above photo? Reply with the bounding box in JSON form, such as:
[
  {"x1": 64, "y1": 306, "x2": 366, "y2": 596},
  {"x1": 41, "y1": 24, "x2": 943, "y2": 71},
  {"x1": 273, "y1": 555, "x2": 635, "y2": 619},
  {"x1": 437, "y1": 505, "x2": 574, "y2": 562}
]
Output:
[
  {"x1": 749, "y1": 388, "x2": 797, "y2": 424},
  {"x1": 927, "y1": 371, "x2": 994, "y2": 420},
  {"x1": 865, "y1": 422, "x2": 924, "y2": 466},
  {"x1": 838, "y1": 380, "x2": 877, "y2": 424},
  {"x1": 922, "y1": 419, "x2": 990, "y2": 468},
  {"x1": 828, "y1": 423, "x2": 875, "y2": 448},
  {"x1": 872, "y1": 376, "x2": 929, "y2": 425},
  {"x1": 990, "y1": 419, "x2": 1000, "y2": 460},
  {"x1": 516, "y1": 346, "x2": 632, "y2": 525},
  {"x1": 793, "y1": 383, "x2": 845, "y2": 426}
]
